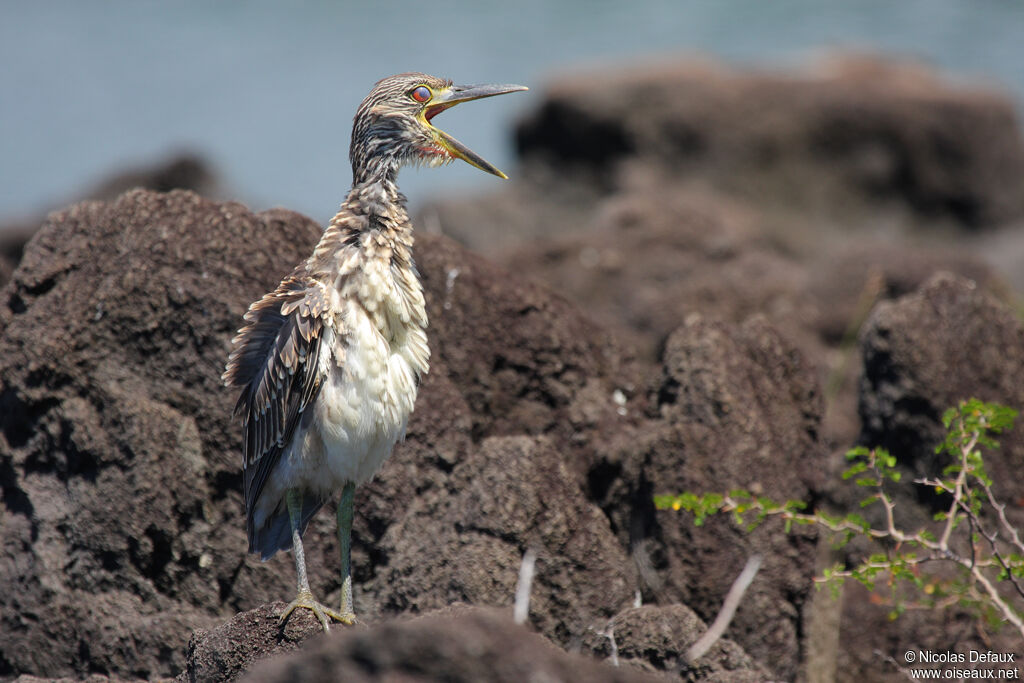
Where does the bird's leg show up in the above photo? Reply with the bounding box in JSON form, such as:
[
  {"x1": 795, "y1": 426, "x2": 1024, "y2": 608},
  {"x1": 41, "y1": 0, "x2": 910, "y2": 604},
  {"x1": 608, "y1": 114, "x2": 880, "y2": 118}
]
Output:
[
  {"x1": 279, "y1": 488, "x2": 347, "y2": 631},
  {"x1": 336, "y1": 482, "x2": 357, "y2": 622}
]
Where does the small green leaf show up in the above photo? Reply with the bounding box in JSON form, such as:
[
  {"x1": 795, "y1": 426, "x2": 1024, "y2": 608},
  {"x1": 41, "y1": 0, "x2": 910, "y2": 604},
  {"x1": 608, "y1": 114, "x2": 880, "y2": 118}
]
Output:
[{"x1": 845, "y1": 446, "x2": 871, "y2": 460}]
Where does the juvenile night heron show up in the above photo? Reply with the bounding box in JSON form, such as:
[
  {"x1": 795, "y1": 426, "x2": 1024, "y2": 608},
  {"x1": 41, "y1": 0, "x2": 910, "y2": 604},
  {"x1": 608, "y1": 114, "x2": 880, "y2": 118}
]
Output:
[{"x1": 223, "y1": 73, "x2": 527, "y2": 629}]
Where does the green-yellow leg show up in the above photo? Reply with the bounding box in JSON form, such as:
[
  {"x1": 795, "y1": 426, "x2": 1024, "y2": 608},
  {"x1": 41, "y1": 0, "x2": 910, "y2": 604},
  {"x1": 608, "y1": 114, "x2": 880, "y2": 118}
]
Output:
[
  {"x1": 279, "y1": 488, "x2": 348, "y2": 631},
  {"x1": 337, "y1": 482, "x2": 357, "y2": 622}
]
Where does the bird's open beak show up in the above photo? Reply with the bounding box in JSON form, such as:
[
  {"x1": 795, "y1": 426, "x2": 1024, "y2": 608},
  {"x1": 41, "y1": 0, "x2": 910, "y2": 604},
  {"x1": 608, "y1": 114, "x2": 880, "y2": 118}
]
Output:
[{"x1": 424, "y1": 83, "x2": 528, "y2": 179}]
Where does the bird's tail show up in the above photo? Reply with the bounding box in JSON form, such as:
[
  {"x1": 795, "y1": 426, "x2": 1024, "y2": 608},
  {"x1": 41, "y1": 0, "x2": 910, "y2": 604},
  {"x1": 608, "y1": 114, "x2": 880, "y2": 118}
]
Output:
[{"x1": 249, "y1": 495, "x2": 325, "y2": 562}]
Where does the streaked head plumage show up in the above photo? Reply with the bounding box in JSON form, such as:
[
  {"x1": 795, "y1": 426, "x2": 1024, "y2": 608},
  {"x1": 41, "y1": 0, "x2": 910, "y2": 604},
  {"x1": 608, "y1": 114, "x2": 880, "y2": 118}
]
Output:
[{"x1": 349, "y1": 72, "x2": 527, "y2": 182}]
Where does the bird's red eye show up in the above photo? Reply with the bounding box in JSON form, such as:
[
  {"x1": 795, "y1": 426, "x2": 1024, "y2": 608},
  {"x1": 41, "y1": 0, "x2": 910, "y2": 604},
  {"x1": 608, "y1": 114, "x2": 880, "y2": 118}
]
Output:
[{"x1": 410, "y1": 86, "x2": 431, "y2": 103}]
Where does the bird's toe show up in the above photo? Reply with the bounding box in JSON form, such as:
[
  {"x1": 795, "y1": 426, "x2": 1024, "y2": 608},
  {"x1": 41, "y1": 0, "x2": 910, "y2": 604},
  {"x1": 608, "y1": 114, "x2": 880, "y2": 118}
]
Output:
[{"x1": 279, "y1": 589, "x2": 351, "y2": 632}]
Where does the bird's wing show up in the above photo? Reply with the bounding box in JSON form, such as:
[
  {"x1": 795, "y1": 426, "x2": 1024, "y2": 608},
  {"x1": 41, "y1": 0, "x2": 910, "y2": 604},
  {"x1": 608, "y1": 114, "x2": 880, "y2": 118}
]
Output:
[{"x1": 222, "y1": 272, "x2": 334, "y2": 537}]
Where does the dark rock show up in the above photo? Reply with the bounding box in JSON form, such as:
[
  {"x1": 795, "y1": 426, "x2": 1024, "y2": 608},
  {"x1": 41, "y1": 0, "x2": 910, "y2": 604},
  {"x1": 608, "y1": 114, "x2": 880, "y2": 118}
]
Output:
[
  {"x1": 840, "y1": 273, "x2": 1024, "y2": 682},
  {"x1": 239, "y1": 607, "x2": 660, "y2": 683},
  {"x1": 428, "y1": 56, "x2": 1024, "y2": 465},
  {"x1": 515, "y1": 55, "x2": 1024, "y2": 228},
  {"x1": 0, "y1": 190, "x2": 323, "y2": 678},
  {"x1": 413, "y1": 227, "x2": 637, "y2": 463},
  {"x1": 806, "y1": 242, "x2": 1009, "y2": 449},
  {"x1": 593, "y1": 315, "x2": 824, "y2": 682},
  {"x1": 85, "y1": 154, "x2": 218, "y2": 204},
  {"x1": 836, "y1": 582, "x2": 1024, "y2": 683},
  {"x1": 368, "y1": 435, "x2": 637, "y2": 645},
  {"x1": 0, "y1": 188, "x2": 646, "y2": 679},
  {"x1": 0, "y1": 226, "x2": 36, "y2": 293},
  {"x1": 858, "y1": 272, "x2": 1024, "y2": 490},
  {"x1": 427, "y1": 55, "x2": 1024, "y2": 478},
  {"x1": 582, "y1": 604, "x2": 772, "y2": 681},
  {"x1": 177, "y1": 602, "x2": 332, "y2": 683},
  {"x1": 447, "y1": 179, "x2": 1014, "y2": 464},
  {"x1": 807, "y1": 243, "x2": 1007, "y2": 347},
  {"x1": 498, "y1": 183, "x2": 820, "y2": 366},
  {"x1": 424, "y1": 55, "x2": 1024, "y2": 683},
  {"x1": 0, "y1": 153, "x2": 219, "y2": 291}
]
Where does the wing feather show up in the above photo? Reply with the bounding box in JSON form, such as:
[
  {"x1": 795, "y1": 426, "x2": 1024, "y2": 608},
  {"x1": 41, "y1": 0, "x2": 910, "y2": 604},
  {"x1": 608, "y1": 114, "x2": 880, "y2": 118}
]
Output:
[{"x1": 223, "y1": 273, "x2": 334, "y2": 548}]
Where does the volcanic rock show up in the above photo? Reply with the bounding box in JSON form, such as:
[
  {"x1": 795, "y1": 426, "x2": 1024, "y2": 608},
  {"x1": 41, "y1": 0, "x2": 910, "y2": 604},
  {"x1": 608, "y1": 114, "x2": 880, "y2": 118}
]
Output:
[
  {"x1": 827, "y1": 273, "x2": 1024, "y2": 682},
  {"x1": 0, "y1": 188, "x2": 644, "y2": 679},
  {"x1": 514, "y1": 54, "x2": 1024, "y2": 228},
  {"x1": 589, "y1": 314, "x2": 825, "y2": 681},
  {"x1": 583, "y1": 604, "x2": 773, "y2": 681},
  {"x1": 368, "y1": 435, "x2": 636, "y2": 644},
  {"x1": 239, "y1": 607, "x2": 659, "y2": 683},
  {"x1": 0, "y1": 190, "x2": 323, "y2": 677},
  {"x1": 497, "y1": 183, "x2": 820, "y2": 365},
  {"x1": 177, "y1": 602, "x2": 329, "y2": 683},
  {"x1": 0, "y1": 153, "x2": 219, "y2": 291},
  {"x1": 858, "y1": 272, "x2": 1024, "y2": 491}
]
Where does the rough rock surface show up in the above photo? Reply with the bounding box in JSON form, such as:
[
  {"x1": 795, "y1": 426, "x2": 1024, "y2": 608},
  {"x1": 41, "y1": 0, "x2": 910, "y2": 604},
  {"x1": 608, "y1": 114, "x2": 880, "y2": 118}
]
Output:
[
  {"x1": 475, "y1": 183, "x2": 1010, "y2": 459},
  {"x1": 0, "y1": 188, "x2": 680, "y2": 680},
  {"x1": 838, "y1": 273, "x2": 1024, "y2": 681},
  {"x1": 425, "y1": 55, "x2": 1023, "y2": 469},
  {"x1": 582, "y1": 604, "x2": 773, "y2": 681},
  {"x1": 0, "y1": 153, "x2": 218, "y2": 291},
  {"x1": 177, "y1": 602, "x2": 329, "y2": 683},
  {"x1": 805, "y1": 244, "x2": 1006, "y2": 347},
  {"x1": 0, "y1": 226, "x2": 35, "y2": 292},
  {"x1": 0, "y1": 191, "x2": 323, "y2": 678},
  {"x1": 514, "y1": 55, "x2": 1024, "y2": 228},
  {"x1": 498, "y1": 185, "x2": 819, "y2": 365},
  {"x1": 240, "y1": 607, "x2": 659, "y2": 683},
  {"x1": 806, "y1": 243, "x2": 1007, "y2": 448},
  {"x1": 589, "y1": 315, "x2": 824, "y2": 682},
  {"x1": 368, "y1": 435, "x2": 637, "y2": 642},
  {"x1": 859, "y1": 273, "x2": 1024, "y2": 492}
]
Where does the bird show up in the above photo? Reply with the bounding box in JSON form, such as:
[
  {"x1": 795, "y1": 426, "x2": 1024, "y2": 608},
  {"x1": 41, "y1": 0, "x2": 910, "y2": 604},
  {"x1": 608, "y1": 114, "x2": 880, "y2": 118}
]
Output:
[{"x1": 222, "y1": 73, "x2": 527, "y2": 630}]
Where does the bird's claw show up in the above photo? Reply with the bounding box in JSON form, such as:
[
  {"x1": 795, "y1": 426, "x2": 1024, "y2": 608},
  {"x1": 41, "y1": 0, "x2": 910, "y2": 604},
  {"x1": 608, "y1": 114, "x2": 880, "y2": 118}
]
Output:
[{"x1": 279, "y1": 590, "x2": 355, "y2": 631}]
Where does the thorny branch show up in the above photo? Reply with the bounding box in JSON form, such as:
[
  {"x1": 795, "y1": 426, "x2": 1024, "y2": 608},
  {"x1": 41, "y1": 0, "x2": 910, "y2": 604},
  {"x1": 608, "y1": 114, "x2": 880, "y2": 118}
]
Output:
[{"x1": 656, "y1": 400, "x2": 1024, "y2": 639}]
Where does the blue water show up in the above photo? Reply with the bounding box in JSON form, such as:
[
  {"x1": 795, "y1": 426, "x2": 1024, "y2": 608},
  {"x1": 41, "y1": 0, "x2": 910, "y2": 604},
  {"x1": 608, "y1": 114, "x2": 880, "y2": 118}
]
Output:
[{"x1": 2, "y1": 0, "x2": 1023, "y2": 226}]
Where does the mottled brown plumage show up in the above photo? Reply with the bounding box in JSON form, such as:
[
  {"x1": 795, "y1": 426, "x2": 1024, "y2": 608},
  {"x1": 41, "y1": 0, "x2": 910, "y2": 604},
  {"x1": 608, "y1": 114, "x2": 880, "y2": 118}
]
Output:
[{"x1": 223, "y1": 73, "x2": 526, "y2": 630}]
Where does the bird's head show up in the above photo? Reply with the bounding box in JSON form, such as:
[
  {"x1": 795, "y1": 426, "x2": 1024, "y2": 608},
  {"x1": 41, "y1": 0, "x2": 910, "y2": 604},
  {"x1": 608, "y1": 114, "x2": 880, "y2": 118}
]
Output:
[{"x1": 350, "y1": 72, "x2": 527, "y2": 184}]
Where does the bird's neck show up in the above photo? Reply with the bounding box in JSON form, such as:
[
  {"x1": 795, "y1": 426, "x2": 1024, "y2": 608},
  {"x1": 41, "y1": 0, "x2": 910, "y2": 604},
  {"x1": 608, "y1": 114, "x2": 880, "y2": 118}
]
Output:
[
  {"x1": 305, "y1": 173, "x2": 413, "y2": 277},
  {"x1": 346, "y1": 170, "x2": 407, "y2": 219},
  {"x1": 351, "y1": 153, "x2": 402, "y2": 189},
  {"x1": 305, "y1": 171, "x2": 427, "y2": 341}
]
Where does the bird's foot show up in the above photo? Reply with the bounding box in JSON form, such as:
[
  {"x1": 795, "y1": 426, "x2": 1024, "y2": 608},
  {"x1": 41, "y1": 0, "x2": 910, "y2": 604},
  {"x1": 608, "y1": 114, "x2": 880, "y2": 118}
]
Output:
[{"x1": 279, "y1": 589, "x2": 355, "y2": 631}]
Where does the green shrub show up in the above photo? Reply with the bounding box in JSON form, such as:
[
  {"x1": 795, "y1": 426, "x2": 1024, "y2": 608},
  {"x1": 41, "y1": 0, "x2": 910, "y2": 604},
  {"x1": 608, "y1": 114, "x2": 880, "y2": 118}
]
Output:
[{"x1": 655, "y1": 399, "x2": 1024, "y2": 635}]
